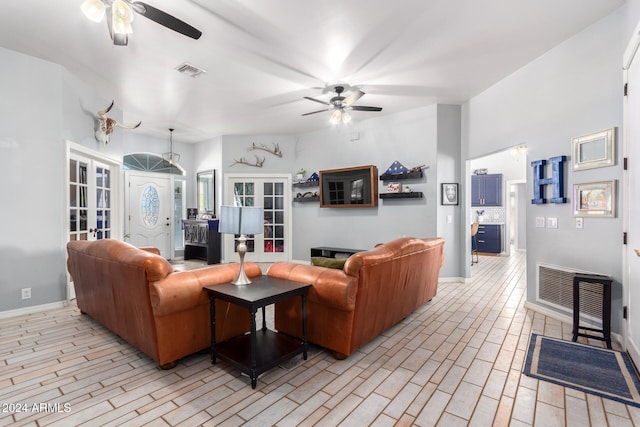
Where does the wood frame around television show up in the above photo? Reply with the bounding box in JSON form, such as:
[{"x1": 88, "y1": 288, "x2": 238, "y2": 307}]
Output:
[{"x1": 319, "y1": 165, "x2": 378, "y2": 208}]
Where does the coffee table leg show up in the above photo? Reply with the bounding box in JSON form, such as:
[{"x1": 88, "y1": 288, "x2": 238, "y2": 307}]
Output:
[{"x1": 209, "y1": 294, "x2": 217, "y2": 364}]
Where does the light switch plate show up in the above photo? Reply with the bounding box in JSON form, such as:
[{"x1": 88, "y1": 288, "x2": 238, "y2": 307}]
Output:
[
  {"x1": 546, "y1": 217, "x2": 558, "y2": 228},
  {"x1": 535, "y1": 217, "x2": 545, "y2": 228}
]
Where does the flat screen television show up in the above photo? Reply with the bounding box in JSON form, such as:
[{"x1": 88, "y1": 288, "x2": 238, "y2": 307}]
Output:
[{"x1": 319, "y1": 165, "x2": 378, "y2": 208}]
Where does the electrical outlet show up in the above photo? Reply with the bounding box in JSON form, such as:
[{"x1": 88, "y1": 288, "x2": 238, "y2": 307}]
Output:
[
  {"x1": 576, "y1": 217, "x2": 584, "y2": 229},
  {"x1": 21, "y1": 288, "x2": 31, "y2": 300}
]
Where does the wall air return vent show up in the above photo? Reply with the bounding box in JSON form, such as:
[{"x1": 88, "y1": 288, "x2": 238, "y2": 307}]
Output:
[
  {"x1": 175, "y1": 63, "x2": 206, "y2": 78},
  {"x1": 537, "y1": 263, "x2": 603, "y2": 325}
]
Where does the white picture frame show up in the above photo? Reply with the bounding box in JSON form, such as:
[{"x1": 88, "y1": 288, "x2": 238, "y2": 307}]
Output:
[
  {"x1": 572, "y1": 128, "x2": 616, "y2": 171},
  {"x1": 573, "y1": 180, "x2": 616, "y2": 218}
]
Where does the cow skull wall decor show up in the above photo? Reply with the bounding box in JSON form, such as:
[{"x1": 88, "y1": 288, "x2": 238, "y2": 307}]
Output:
[{"x1": 94, "y1": 101, "x2": 141, "y2": 144}]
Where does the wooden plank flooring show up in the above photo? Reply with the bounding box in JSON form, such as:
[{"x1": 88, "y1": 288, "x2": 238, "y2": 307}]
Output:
[{"x1": 1, "y1": 251, "x2": 639, "y2": 426}]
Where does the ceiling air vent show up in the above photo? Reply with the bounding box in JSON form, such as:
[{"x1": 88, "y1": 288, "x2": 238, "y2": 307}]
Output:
[{"x1": 175, "y1": 63, "x2": 206, "y2": 78}]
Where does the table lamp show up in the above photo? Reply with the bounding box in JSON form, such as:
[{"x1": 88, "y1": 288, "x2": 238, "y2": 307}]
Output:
[{"x1": 219, "y1": 205, "x2": 264, "y2": 285}]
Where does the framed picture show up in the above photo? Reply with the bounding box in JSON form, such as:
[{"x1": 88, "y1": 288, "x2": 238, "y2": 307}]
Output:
[
  {"x1": 572, "y1": 128, "x2": 616, "y2": 171},
  {"x1": 573, "y1": 180, "x2": 616, "y2": 218},
  {"x1": 441, "y1": 183, "x2": 459, "y2": 205}
]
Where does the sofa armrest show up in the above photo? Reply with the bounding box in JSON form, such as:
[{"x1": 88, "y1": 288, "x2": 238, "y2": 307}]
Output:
[
  {"x1": 149, "y1": 262, "x2": 262, "y2": 316},
  {"x1": 266, "y1": 262, "x2": 357, "y2": 311},
  {"x1": 140, "y1": 247, "x2": 161, "y2": 256}
]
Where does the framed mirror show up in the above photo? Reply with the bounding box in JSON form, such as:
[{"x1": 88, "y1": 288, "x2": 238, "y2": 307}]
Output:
[{"x1": 197, "y1": 170, "x2": 216, "y2": 216}]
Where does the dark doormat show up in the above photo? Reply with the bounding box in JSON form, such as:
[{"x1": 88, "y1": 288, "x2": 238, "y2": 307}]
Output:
[{"x1": 524, "y1": 333, "x2": 640, "y2": 407}]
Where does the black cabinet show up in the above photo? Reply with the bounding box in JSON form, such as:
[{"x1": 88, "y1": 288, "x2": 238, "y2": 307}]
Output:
[
  {"x1": 475, "y1": 224, "x2": 502, "y2": 254},
  {"x1": 471, "y1": 174, "x2": 502, "y2": 206},
  {"x1": 184, "y1": 219, "x2": 221, "y2": 264}
]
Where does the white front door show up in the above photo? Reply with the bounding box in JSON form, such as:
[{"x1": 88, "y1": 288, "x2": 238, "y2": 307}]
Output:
[
  {"x1": 224, "y1": 174, "x2": 292, "y2": 263},
  {"x1": 126, "y1": 172, "x2": 173, "y2": 259}
]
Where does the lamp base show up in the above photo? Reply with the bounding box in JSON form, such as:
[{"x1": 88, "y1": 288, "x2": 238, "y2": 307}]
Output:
[{"x1": 232, "y1": 235, "x2": 252, "y2": 285}]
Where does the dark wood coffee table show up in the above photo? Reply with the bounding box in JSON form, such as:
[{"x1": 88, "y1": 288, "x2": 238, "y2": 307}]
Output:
[{"x1": 204, "y1": 276, "x2": 311, "y2": 388}]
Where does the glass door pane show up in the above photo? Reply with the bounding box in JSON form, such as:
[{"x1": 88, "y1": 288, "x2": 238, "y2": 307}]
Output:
[
  {"x1": 69, "y1": 159, "x2": 89, "y2": 241},
  {"x1": 263, "y1": 181, "x2": 285, "y2": 253}
]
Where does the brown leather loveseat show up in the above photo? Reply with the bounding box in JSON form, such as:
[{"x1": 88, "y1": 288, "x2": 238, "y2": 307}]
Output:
[
  {"x1": 66, "y1": 239, "x2": 261, "y2": 368},
  {"x1": 266, "y1": 237, "x2": 445, "y2": 358}
]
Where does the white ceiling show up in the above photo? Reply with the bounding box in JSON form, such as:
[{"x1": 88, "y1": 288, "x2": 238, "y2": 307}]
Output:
[{"x1": 0, "y1": 0, "x2": 624, "y2": 143}]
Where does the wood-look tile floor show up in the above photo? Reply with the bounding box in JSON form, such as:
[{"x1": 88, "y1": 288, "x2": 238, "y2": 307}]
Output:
[{"x1": 2, "y1": 251, "x2": 639, "y2": 426}]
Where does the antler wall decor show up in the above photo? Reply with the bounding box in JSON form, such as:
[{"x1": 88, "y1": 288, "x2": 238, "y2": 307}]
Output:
[
  {"x1": 94, "y1": 100, "x2": 141, "y2": 144},
  {"x1": 248, "y1": 142, "x2": 282, "y2": 157},
  {"x1": 230, "y1": 155, "x2": 265, "y2": 168}
]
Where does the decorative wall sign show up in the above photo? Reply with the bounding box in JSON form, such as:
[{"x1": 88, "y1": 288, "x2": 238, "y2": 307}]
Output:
[
  {"x1": 572, "y1": 128, "x2": 616, "y2": 171},
  {"x1": 531, "y1": 156, "x2": 567, "y2": 204},
  {"x1": 573, "y1": 180, "x2": 616, "y2": 218}
]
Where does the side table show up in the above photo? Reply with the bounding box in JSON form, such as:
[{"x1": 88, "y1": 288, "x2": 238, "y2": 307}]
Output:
[
  {"x1": 204, "y1": 276, "x2": 311, "y2": 388},
  {"x1": 572, "y1": 273, "x2": 613, "y2": 349}
]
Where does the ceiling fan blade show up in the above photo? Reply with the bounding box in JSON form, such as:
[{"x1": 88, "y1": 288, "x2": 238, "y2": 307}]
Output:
[
  {"x1": 344, "y1": 90, "x2": 365, "y2": 106},
  {"x1": 302, "y1": 109, "x2": 331, "y2": 116},
  {"x1": 349, "y1": 105, "x2": 383, "y2": 112},
  {"x1": 303, "y1": 96, "x2": 330, "y2": 106},
  {"x1": 130, "y1": 1, "x2": 203, "y2": 40}
]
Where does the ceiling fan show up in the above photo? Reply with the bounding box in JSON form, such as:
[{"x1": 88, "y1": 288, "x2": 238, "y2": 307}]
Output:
[
  {"x1": 302, "y1": 85, "x2": 383, "y2": 124},
  {"x1": 81, "y1": 0, "x2": 202, "y2": 46}
]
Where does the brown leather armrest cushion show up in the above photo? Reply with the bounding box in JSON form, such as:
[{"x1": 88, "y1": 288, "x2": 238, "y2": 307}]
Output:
[
  {"x1": 150, "y1": 262, "x2": 262, "y2": 316},
  {"x1": 266, "y1": 262, "x2": 357, "y2": 311}
]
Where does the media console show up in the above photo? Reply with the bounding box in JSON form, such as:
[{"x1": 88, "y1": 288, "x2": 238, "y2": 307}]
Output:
[{"x1": 310, "y1": 246, "x2": 365, "y2": 259}]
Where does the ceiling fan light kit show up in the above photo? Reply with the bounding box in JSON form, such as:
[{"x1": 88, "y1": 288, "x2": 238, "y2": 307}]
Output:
[
  {"x1": 303, "y1": 85, "x2": 382, "y2": 125},
  {"x1": 81, "y1": 0, "x2": 202, "y2": 45}
]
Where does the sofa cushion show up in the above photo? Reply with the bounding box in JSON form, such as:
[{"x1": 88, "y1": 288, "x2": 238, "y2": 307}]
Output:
[{"x1": 310, "y1": 256, "x2": 348, "y2": 270}]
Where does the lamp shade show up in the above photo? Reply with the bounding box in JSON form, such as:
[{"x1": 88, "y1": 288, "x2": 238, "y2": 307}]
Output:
[{"x1": 219, "y1": 206, "x2": 264, "y2": 235}]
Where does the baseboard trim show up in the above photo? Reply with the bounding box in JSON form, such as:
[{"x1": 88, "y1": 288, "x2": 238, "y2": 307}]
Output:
[{"x1": 0, "y1": 301, "x2": 68, "y2": 320}]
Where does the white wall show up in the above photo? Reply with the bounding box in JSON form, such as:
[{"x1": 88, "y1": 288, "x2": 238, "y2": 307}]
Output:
[{"x1": 462, "y1": 5, "x2": 630, "y2": 333}]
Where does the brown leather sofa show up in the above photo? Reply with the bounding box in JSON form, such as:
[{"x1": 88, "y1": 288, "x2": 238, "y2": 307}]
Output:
[
  {"x1": 266, "y1": 237, "x2": 445, "y2": 358},
  {"x1": 66, "y1": 239, "x2": 261, "y2": 368}
]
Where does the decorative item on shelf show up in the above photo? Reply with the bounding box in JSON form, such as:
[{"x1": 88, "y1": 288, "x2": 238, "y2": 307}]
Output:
[
  {"x1": 187, "y1": 208, "x2": 198, "y2": 219},
  {"x1": 249, "y1": 142, "x2": 282, "y2": 157},
  {"x1": 476, "y1": 210, "x2": 485, "y2": 223},
  {"x1": 229, "y1": 155, "x2": 265, "y2": 168},
  {"x1": 295, "y1": 168, "x2": 306, "y2": 182},
  {"x1": 302, "y1": 191, "x2": 318, "y2": 198},
  {"x1": 473, "y1": 169, "x2": 488, "y2": 175},
  {"x1": 403, "y1": 185, "x2": 413, "y2": 193},
  {"x1": 386, "y1": 182, "x2": 401, "y2": 193},
  {"x1": 219, "y1": 205, "x2": 264, "y2": 285},
  {"x1": 383, "y1": 160, "x2": 409, "y2": 176},
  {"x1": 307, "y1": 172, "x2": 319, "y2": 182},
  {"x1": 409, "y1": 164, "x2": 426, "y2": 172}
]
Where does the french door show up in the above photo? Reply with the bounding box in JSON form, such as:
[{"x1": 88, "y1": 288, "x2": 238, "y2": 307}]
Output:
[
  {"x1": 224, "y1": 174, "x2": 292, "y2": 263},
  {"x1": 66, "y1": 142, "x2": 121, "y2": 300},
  {"x1": 68, "y1": 155, "x2": 115, "y2": 242}
]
